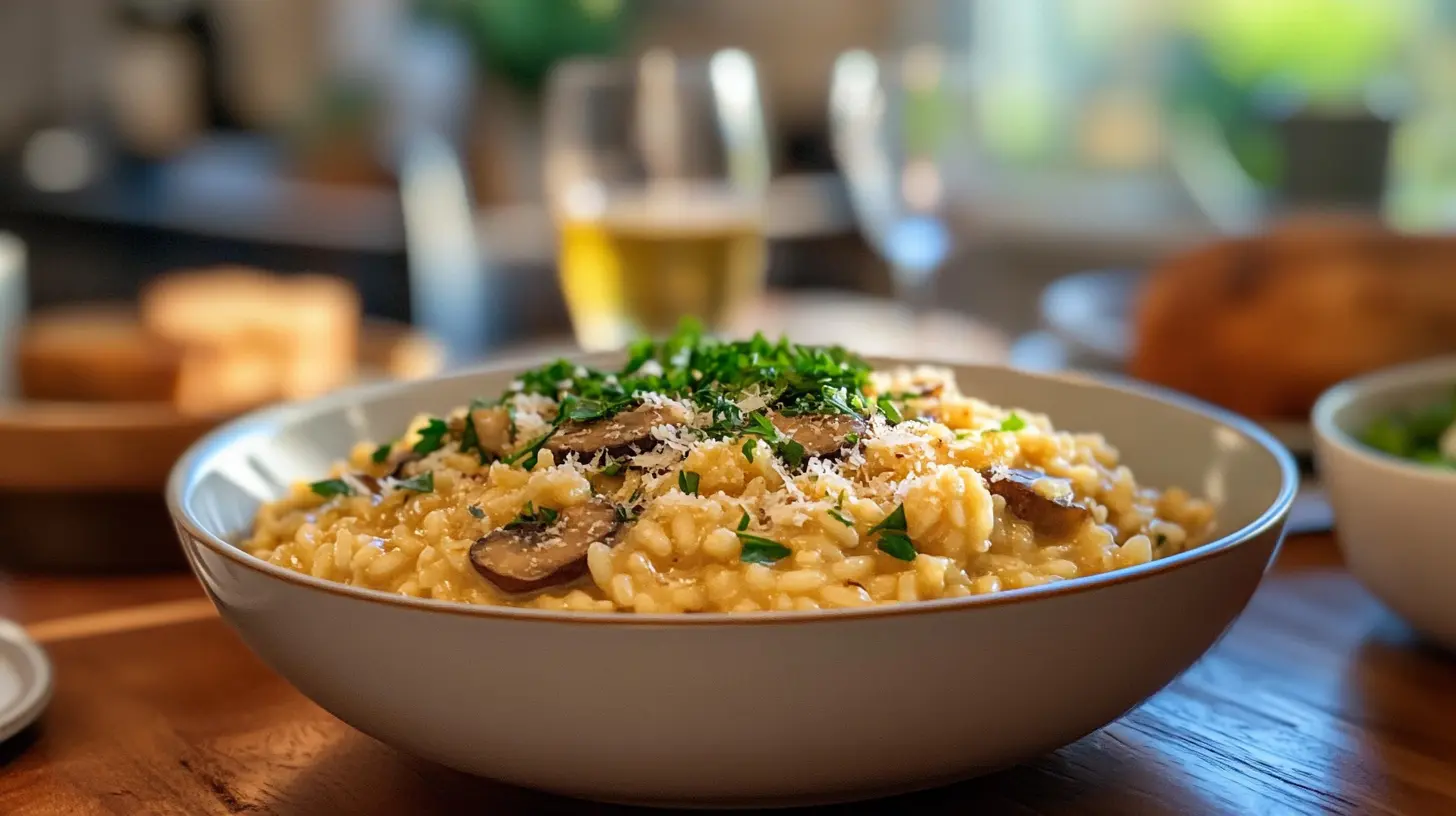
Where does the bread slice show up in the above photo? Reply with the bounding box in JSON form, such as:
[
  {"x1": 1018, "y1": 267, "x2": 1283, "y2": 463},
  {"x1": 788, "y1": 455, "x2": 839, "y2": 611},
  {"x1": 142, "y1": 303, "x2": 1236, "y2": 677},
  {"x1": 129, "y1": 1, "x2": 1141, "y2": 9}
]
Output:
[
  {"x1": 18, "y1": 305, "x2": 185, "y2": 404},
  {"x1": 141, "y1": 266, "x2": 360, "y2": 402}
]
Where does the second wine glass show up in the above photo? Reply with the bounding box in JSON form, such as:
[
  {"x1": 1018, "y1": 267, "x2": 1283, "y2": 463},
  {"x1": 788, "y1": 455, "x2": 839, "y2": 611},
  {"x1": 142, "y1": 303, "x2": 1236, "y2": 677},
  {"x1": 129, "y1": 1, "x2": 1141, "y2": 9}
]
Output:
[{"x1": 830, "y1": 46, "x2": 976, "y2": 314}]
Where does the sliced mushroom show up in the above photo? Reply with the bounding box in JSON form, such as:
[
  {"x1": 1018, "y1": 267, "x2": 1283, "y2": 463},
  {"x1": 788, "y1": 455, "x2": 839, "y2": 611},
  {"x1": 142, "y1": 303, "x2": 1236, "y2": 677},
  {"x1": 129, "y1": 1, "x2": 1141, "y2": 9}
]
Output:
[
  {"x1": 545, "y1": 402, "x2": 691, "y2": 458},
  {"x1": 468, "y1": 405, "x2": 515, "y2": 457},
  {"x1": 769, "y1": 412, "x2": 867, "y2": 458},
  {"x1": 469, "y1": 498, "x2": 622, "y2": 594},
  {"x1": 982, "y1": 467, "x2": 1091, "y2": 539},
  {"x1": 386, "y1": 454, "x2": 423, "y2": 480}
]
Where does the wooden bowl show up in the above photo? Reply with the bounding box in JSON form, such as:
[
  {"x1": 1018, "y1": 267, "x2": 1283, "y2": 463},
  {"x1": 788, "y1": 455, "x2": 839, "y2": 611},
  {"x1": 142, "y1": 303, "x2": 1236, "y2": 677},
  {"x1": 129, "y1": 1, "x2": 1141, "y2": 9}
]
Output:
[{"x1": 0, "y1": 320, "x2": 443, "y2": 573}]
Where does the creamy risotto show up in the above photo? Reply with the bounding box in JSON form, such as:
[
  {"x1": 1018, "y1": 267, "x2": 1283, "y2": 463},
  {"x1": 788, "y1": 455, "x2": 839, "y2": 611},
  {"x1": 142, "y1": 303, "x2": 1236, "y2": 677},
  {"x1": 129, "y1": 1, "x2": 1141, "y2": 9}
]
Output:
[{"x1": 244, "y1": 323, "x2": 1215, "y2": 614}]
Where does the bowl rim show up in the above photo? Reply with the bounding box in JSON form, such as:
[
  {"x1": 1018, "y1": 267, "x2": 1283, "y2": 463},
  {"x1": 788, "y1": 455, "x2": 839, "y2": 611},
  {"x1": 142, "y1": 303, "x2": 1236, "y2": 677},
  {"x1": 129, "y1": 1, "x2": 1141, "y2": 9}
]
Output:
[
  {"x1": 1312, "y1": 354, "x2": 1456, "y2": 482},
  {"x1": 167, "y1": 357, "x2": 1299, "y2": 626}
]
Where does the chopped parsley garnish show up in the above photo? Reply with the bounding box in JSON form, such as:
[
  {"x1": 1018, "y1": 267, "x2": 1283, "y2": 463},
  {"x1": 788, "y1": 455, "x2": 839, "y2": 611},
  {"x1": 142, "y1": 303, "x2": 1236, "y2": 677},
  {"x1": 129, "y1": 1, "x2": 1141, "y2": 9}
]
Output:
[
  {"x1": 501, "y1": 318, "x2": 871, "y2": 438},
  {"x1": 746, "y1": 412, "x2": 779, "y2": 439},
  {"x1": 844, "y1": 432, "x2": 860, "y2": 446},
  {"x1": 614, "y1": 503, "x2": 639, "y2": 523},
  {"x1": 560, "y1": 395, "x2": 622, "y2": 423},
  {"x1": 370, "y1": 443, "x2": 393, "y2": 464},
  {"x1": 412, "y1": 418, "x2": 450, "y2": 456},
  {"x1": 309, "y1": 478, "x2": 352, "y2": 498},
  {"x1": 500, "y1": 428, "x2": 557, "y2": 470},
  {"x1": 504, "y1": 502, "x2": 558, "y2": 529},
  {"x1": 869, "y1": 503, "x2": 916, "y2": 561},
  {"x1": 678, "y1": 470, "x2": 701, "y2": 496},
  {"x1": 877, "y1": 396, "x2": 904, "y2": 424},
  {"x1": 877, "y1": 534, "x2": 916, "y2": 561},
  {"x1": 600, "y1": 458, "x2": 624, "y2": 477},
  {"x1": 818, "y1": 385, "x2": 864, "y2": 418},
  {"x1": 999, "y1": 413, "x2": 1027, "y2": 432},
  {"x1": 734, "y1": 411, "x2": 810, "y2": 469},
  {"x1": 442, "y1": 319, "x2": 881, "y2": 473},
  {"x1": 737, "y1": 533, "x2": 791, "y2": 564},
  {"x1": 738, "y1": 509, "x2": 751, "y2": 531},
  {"x1": 777, "y1": 439, "x2": 807, "y2": 470},
  {"x1": 870, "y1": 503, "x2": 908, "y2": 535},
  {"x1": 827, "y1": 507, "x2": 855, "y2": 527},
  {"x1": 954, "y1": 430, "x2": 975, "y2": 440},
  {"x1": 394, "y1": 471, "x2": 434, "y2": 493},
  {"x1": 467, "y1": 505, "x2": 485, "y2": 519}
]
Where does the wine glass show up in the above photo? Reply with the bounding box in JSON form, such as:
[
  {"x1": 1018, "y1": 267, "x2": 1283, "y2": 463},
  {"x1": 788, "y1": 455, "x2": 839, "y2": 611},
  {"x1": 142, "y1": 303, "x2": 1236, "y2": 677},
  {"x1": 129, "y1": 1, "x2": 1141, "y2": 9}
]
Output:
[
  {"x1": 830, "y1": 46, "x2": 975, "y2": 315},
  {"x1": 544, "y1": 50, "x2": 771, "y2": 351}
]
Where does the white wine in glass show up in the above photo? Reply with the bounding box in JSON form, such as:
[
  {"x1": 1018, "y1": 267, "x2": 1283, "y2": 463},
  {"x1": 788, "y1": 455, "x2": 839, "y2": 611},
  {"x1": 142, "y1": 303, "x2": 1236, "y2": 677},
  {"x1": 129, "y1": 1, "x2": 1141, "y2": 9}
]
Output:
[{"x1": 546, "y1": 51, "x2": 770, "y2": 350}]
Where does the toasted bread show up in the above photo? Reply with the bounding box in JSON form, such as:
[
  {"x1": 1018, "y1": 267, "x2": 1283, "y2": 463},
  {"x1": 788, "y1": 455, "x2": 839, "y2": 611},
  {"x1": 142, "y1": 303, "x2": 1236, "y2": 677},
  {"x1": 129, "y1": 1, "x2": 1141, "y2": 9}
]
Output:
[
  {"x1": 141, "y1": 266, "x2": 360, "y2": 402},
  {"x1": 18, "y1": 305, "x2": 185, "y2": 404}
]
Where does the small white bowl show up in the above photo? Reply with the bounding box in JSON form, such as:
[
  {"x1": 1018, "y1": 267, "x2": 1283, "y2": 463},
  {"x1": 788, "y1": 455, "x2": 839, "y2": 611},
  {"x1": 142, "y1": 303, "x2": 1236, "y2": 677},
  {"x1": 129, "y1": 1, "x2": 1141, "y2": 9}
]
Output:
[
  {"x1": 167, "y1": 359, "x2": 1297, "y2": 807},
  {"x1": 1313, "y1": 356, "x2": 1456, "y2": 650}
]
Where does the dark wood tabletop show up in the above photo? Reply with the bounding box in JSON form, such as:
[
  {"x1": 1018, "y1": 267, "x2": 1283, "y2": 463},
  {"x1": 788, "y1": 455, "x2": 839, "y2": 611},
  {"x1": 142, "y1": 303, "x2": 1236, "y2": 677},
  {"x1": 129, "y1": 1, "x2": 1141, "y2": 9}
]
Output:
[{"x1": 1, "y1": 533, "x2": 1453, "y2": 816}]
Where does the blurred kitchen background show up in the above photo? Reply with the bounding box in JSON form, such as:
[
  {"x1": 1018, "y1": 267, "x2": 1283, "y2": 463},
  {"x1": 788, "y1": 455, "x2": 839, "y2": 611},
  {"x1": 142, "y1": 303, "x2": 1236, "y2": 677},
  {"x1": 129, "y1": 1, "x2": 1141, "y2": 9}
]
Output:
[{"x1": 0, "y1": 0, "x2": 1452, "y2": 366}]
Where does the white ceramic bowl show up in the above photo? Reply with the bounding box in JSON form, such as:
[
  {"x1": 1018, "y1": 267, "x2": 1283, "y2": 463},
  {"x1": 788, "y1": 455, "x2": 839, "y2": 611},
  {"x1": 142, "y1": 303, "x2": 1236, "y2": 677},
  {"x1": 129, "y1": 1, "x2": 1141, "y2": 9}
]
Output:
[
  {"x1": 1313, "y1": 356, "x2": 1456, "y2": 651},
  {"x1": 167, "y1": 360, "x2": 1297, "y2": 807}
]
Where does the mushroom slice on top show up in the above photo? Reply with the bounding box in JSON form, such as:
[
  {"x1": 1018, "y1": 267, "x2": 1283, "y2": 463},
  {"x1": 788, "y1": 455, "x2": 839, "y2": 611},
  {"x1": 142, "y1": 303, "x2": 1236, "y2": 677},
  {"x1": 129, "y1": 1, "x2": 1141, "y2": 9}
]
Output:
[
  {"x1": 545, "y1": 402, "x2": 691, "y2": 458},
  {"x1": 467, "y1": 405, "x2": 515, "y2": 458},
  {"x1": 355, "y1": 474, "x2": 383, "y2": 495},
  {"x1": 982, "y1": 467, "x2": 1091, "y2": 539},
  {"x1": 469, "y1": 498, "x2": 622, "y2": 594},
  {"x1": 769, "y1": 412, "x2": 867, "y2": 458}
]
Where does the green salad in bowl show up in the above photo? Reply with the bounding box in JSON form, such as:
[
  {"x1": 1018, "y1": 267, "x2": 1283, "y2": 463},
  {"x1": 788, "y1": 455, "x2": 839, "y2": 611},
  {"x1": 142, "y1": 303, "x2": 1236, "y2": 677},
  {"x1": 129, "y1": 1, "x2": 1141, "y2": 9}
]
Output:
[{"x1": 1360, "y1": 388, "x2": 1456, "y2": 467}]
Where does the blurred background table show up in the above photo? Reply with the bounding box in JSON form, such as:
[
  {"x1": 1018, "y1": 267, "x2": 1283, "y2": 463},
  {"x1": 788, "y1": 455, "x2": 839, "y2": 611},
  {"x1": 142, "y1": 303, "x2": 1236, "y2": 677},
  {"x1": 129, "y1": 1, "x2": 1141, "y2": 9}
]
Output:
[
  {"x1": 6, "y1": 0, "x2": 1455, "y2": 362},
  {"x1": 1, "y1": 532, "x2": 1452, "y2": 816}
]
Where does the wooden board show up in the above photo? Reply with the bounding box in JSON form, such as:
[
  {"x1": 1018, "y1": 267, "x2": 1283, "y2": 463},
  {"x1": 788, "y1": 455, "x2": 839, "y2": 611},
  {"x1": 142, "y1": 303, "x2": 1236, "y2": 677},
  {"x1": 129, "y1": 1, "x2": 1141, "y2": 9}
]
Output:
[{"x1": 0, "y1": 320, "x2": 441, "y2": 493}]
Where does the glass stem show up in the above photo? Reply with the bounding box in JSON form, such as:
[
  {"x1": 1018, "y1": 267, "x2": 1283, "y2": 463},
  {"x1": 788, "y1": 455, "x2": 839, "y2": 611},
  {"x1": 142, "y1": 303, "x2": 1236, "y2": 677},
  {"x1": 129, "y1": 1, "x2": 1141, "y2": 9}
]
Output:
[{"x1": 891, "y1": 263, "x2": 939, "y2": 315}]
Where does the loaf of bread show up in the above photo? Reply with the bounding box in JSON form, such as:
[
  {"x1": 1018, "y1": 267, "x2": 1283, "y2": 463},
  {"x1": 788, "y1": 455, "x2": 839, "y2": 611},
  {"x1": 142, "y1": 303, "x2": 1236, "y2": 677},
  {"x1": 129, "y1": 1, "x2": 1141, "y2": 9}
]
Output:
[
  {"x1": 18, "y1": 305, "x2": 186, "y2": 404},
  {"x1": 1130, "y1": 220, "x2": 1456, "y2": 419},
  {"x1": 20, "y1": 267, "x2": 362, "y2": 415},
  {"x1": 17, "y1": 303, "x2": 292, "y2": 415},
  {"x1": 141, "y1": 266, "x2": 360, "y2": 402}
]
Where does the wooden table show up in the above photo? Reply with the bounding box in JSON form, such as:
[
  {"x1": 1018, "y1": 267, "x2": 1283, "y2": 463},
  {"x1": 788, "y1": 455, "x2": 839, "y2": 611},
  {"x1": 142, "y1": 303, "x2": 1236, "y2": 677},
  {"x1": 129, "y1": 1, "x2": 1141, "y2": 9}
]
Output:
[{"x1": 1, "y1": 534, "x2": 1452, "y2": 815}]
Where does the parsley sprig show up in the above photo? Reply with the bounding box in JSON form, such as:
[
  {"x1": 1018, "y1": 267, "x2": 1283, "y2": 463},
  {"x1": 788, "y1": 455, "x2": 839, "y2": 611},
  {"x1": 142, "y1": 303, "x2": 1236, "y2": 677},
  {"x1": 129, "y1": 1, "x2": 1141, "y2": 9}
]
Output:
[
  {"x1": 500, "y1": 428, "x2": 557, "y2": 470},
  {"x1": 504, "y1": 502, "x2": 559, "y2": 529},
  {"x1": 869, "y1": 504, "x2": 916, "y2": 561},
  {"x1": 412, "y1": 418, "x2": 449, "y2": 456},
  {"x1": 310, "y1": 478, "x2": 352, "y2": 498},
  {"x1": 735, "y1": 412, "x2": 807, "y2": 469},
  {"x1": 678, "y1": 470, "x2": 701, "y2": 495},
  {"x1": 738, "y1": 533, "x2": 791, "y2": 564},
  {"x1": 394, "y1": 471, "x2": 434, "y2": 493}
]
